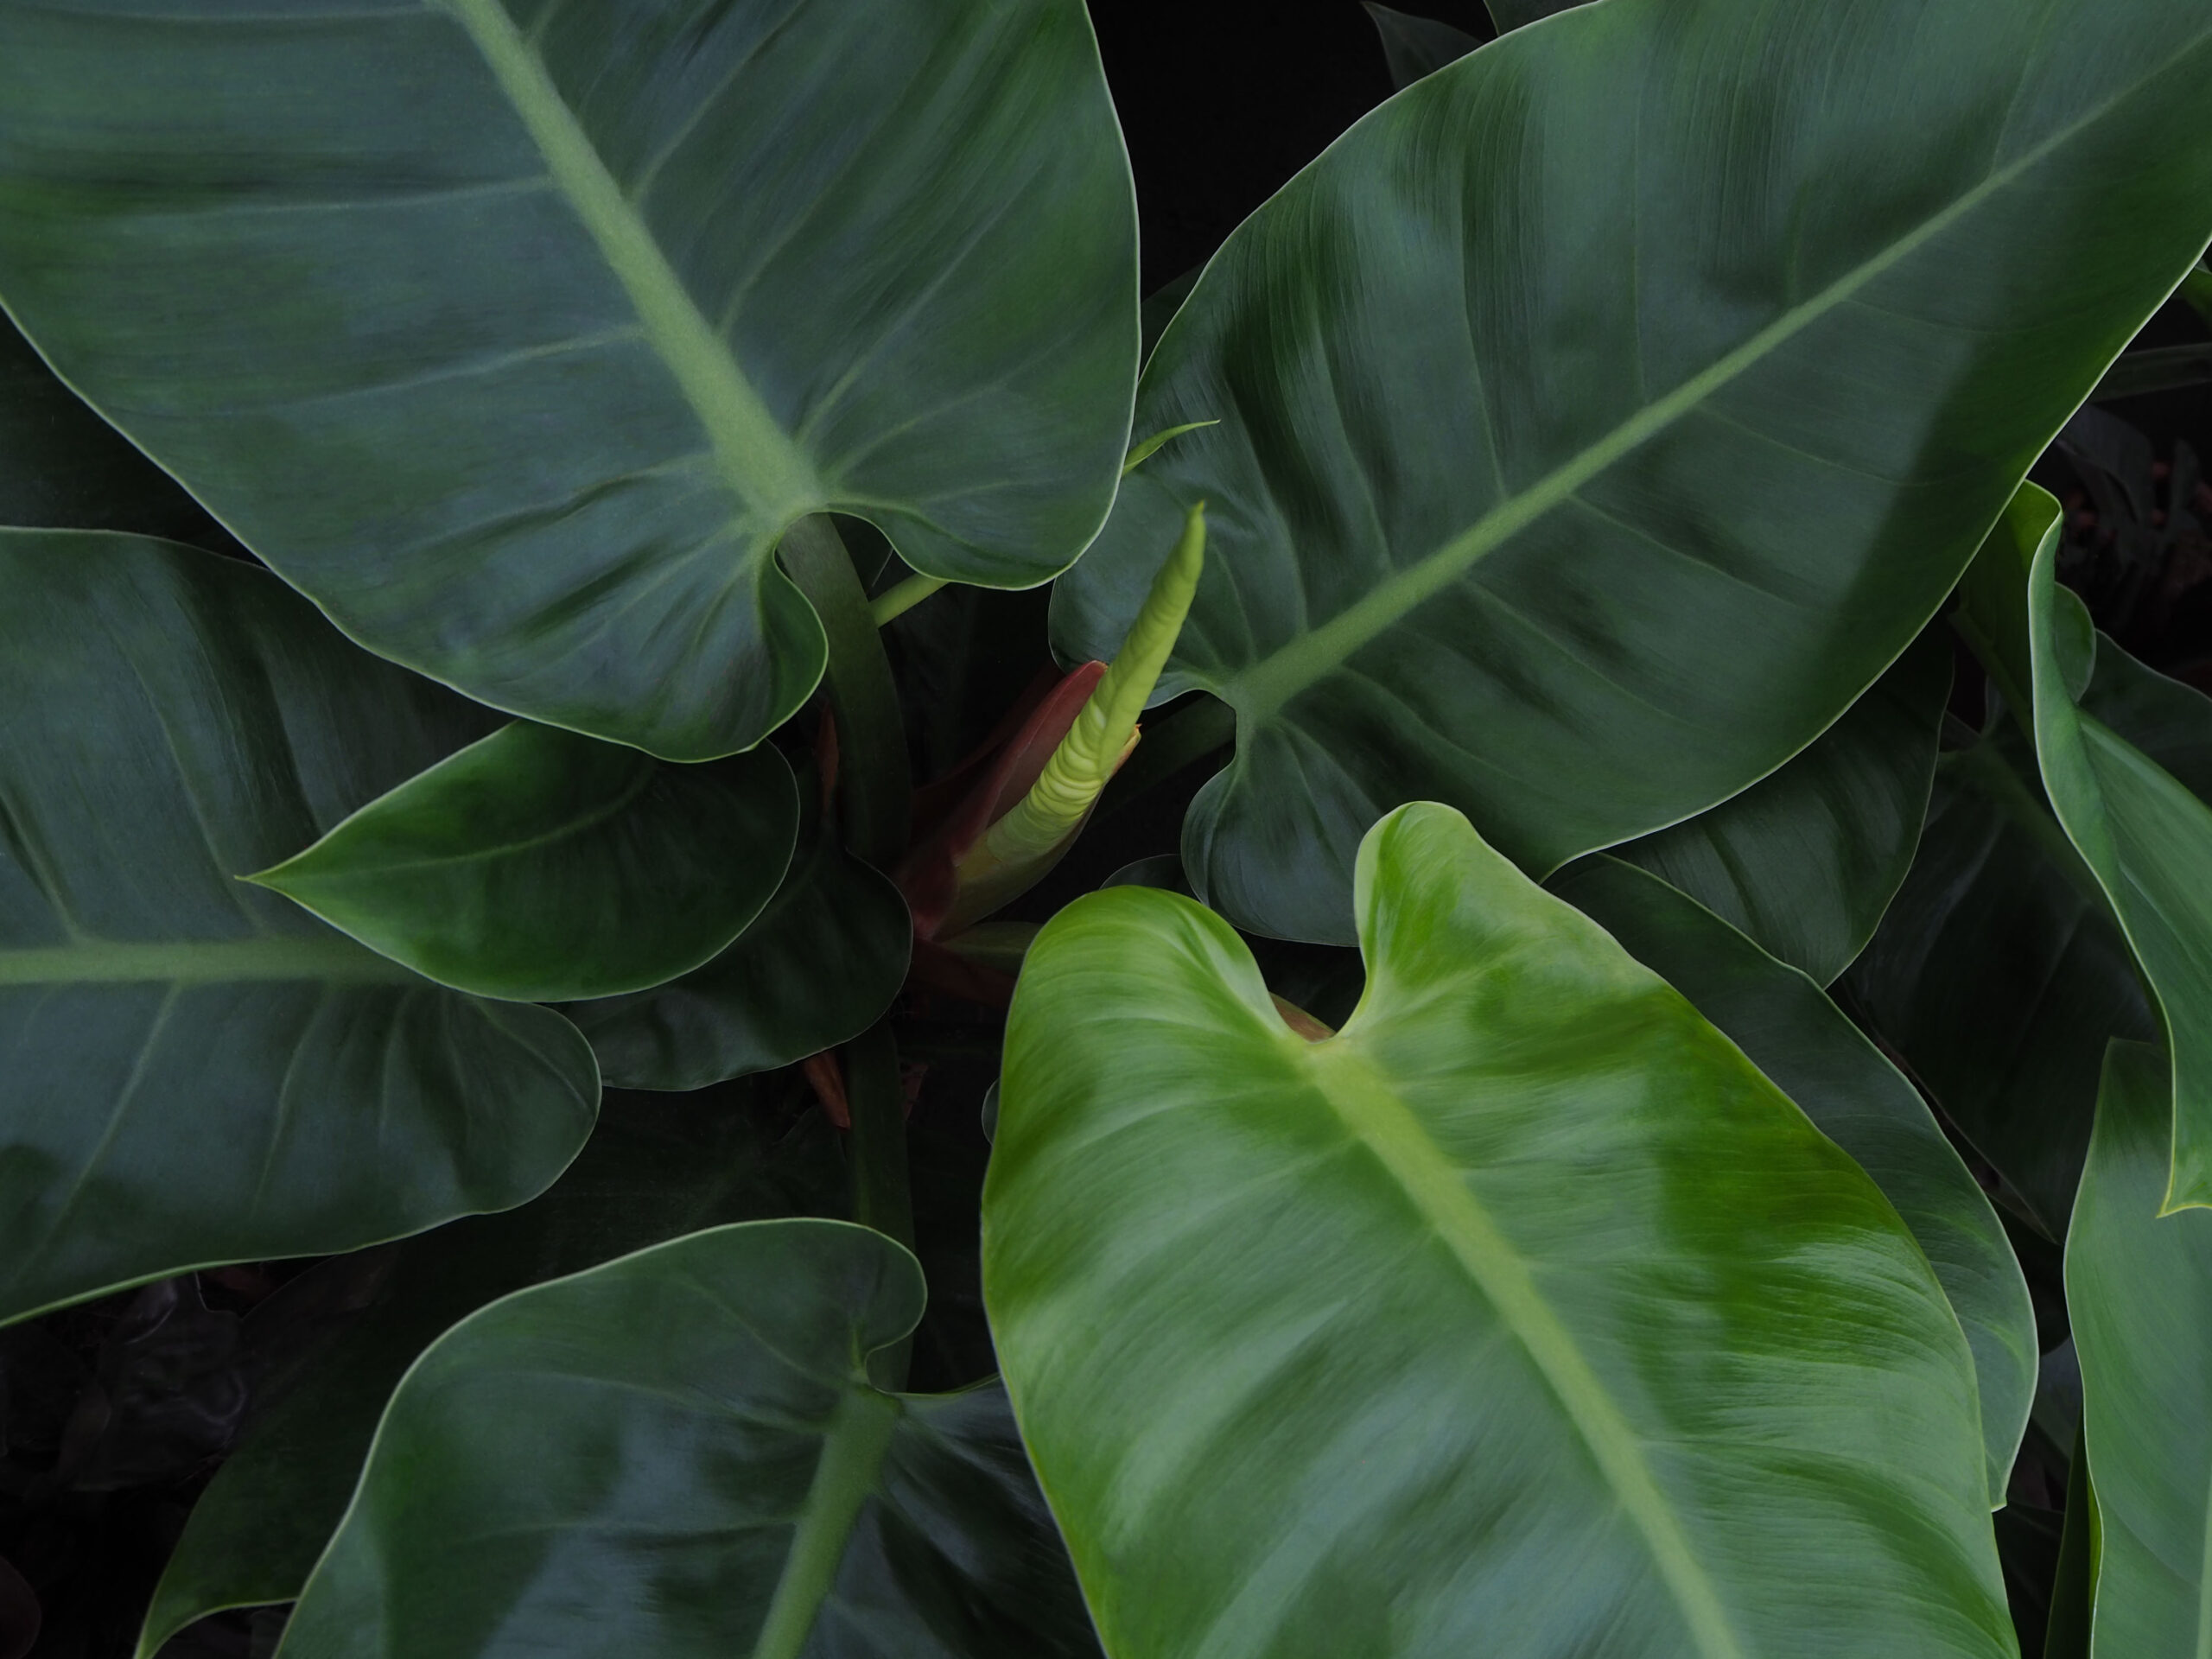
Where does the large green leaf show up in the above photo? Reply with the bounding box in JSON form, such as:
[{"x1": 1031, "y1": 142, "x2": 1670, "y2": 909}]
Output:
[
  {"x1": 137, "y1": 1088, "x2": 846, "y2": 1656},
  {"x1": 1610, "y1": 628, "x2": 1950, "y2": 985},
  {"x1": 985, "y1": 802, "x2": 2010, "y2": 1657},
  {"x1": 251, "y1": 721, "x2": 798, "y2": 1002},
  {"x1": 280, "y1": 1219, "x2": 1101, "y2": 1659},
  {"x1": 0, "y1": 531, "x2": 598, "y2": 1325},
  {"x1": 0, "y1": 0, "x2": 1137, "y2": 760},
  {"x1": 2064, "y1": 1039, "x2": 2210, "y2": 1656},
  {"x1": 1550, "y1": 855, "x2": 2033, "y2": 1504},
  {"x1": 566, "y1": 820, "x2": 910, "y2": 1090},
  {"x1": 1842, "y1": 727, "x2": 2152, "y2": 1238},
  {"x1": 1988, "y1": 484, "x2": 2212, "y2": 1211},
  {"x1": 1052, "y1": 0, "x2": 2212, "y2": 942}
]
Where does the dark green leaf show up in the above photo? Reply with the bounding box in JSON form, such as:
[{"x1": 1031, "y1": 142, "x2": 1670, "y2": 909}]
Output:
[
  {"x1": 1611, "y1": 627, "x2": 1951, "y2": 985},
  {"x1": 1140, "y1": 270, "x2": 1201, "y2": 364},
  {"x1": 1361, "y1": 4, "x2": 1478, "y2": 91},
  {"x1": 136, "y1": 1089, "x2": 846, "y2": 1656},
  {"x1": 1052, "y1": 0, "x2": 2212, "y2": 941},
  {"x1": 280, "y1": 1219, "x2": 1100, "y2": 1659},
  {"x1": 1991, "y1": 1505, "x2": 2063, "y2": 1659},
  {"x1": 0, "y1": 0, "x2": 1138, "y2": 760},
  {"x1": 1550, "y1": 854, "x2": 2033, "y2": 1504},
  {"x1": 2063, "y1": 1039, "x2": 2207, "y2": 1653},
  {"x1": 565, "y1": 823, "x2": 911, "y2": 1090},
  {"x1": 2074, "y1": 634, "x2": 2212, "y2": 806},
  {"x1": 2040, "y1": 1435, "x2": 2094, "y2": 1659},
  {"x1": 0, "y1": 310, "x2": 207, "y2": 539},
  {"x1": 1844, "y1": 728, "x2": 2152, "y2": 1238},
  {"x1": 1100, "y1": 855, "x2": 1193, "y2": 894},
  {"x1": 2090, "y1": 342, "x2": 2212, "y2": 402},
  {"x1": 0, "y1": 531, "x2": 596, "y2": 1325},
  {"x1": 2006, "y1": 485, "x2": 2212, "y2": 1209},
  {"x1": 251, "y1": 721, "x2": 798, "y2": 1002},
  {"x1": 1487, "y1": 0, "x2": 1584, "y2": 31},
  {"x1": 987, "y1": 802, "x2": 2010, "y2": 1656}
]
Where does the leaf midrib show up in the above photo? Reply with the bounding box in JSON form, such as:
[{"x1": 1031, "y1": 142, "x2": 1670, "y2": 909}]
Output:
[
  {"x1": 1224, "y1": 23, "x2": 2212, "y2": 723},
  {"x1": 1305, "y1": 1034, "x2": 1746, "y2": 1659},
  {"x1": 441, "y1": 0, "x2": 824, "y2": 531},
  {"x1": 260, "y1": 751, "x2": 664, "y2": 886},
  {"x1": 2199, "y1": 1435, "x2": 2212, "y2": 1659},
  {"x1": 0, "y1": 936, "x2": 420, "y2": 986},
  {"x1": 751, "y1": 1384, "x2": 902, "y2": 1659}
]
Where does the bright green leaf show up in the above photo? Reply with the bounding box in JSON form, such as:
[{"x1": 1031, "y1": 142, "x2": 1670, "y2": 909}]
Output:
[
  {"x1": 565, "y1": 823, "x2": 911, "y2": 1090},
  {"x1": 1122, "y1": 422, "x2": 1219, "y2": 477},
  {"x1": 1551, "y1": 854, "x2": 2034, "y2": 1505},
  {"x1": 1611, "y1": 628, "x2": 1951, "y2": 985},
  {"x1": 1843, "y1": 725, "x2": 2152, "y2": 1238},
  {"x1": 0, "y1": 531, "x2": 597, "y2": 1326},
  {"x1": 2064, "y1": 1039, "x2": 2203, "y2": 1656},
  {"x1": 1955, "y1": 486, "x2": 2095, "y2": 722},
  {"x1": 986, "y1": 802, "x2": 2011, "y2": 1657},
  {"x1": 280, "y1": 1219, "x2": 1101, "y2": 1659},
  {"x1": 1052, "y1": 0, "x2": 2212, "y2": 941},
  {"x1": 953, "y1": 502, "x2": 1207, "y2": 931},
  {"x1": 250, "y1": 721, "x2": 798, "y2": 1002},
  {"x1": 137, "y1": 1090, "x2": 847, "y2": 1656},
  {"x1": 1999, "y1": 485, "x2": 2212, "y2": 1211},
  {"x1": 0, "y1": 0, "x2": 1138, "y2": 760}
]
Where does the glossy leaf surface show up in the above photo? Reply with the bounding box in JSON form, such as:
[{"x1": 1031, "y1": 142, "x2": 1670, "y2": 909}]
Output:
[
  {"x1": 1551, "y1": 855, "x2": 2032, "y2": 1504},
  {"x1": 282, "y1": 1219, "x2": 1100, "y2": 1659},
  {"x1": 0, "y1": 532, "x2": 597, "y2": 1325},
  {"x1": 2001, "y1": 486, "x2": 2212, "y2": 1210},
  {"x1": 566, "y1": 823, "x2": 910, "y2": 1090},
  {"x1": 0, "y1": 0, "x2": 1137, "y2": 760},
  {"x1": 1611, "y1": 629, "x2": 1949, "y2": 985},
  {"x1": 2066, "y1": 1040, "x2": 2210, "y2": 1657},
  {"x1": 1053, "y1": 0, "x2": 2212, "y2": 941},
  {"x1": 137, "y1": 1090, "x2": 846, "y2": 1655},
  {"x1": 987, "y1": 803, "x2": 2010, "y2": 1657},
  {"x1": 1843, "y1": 727, "x2": 2152, "y2": 1238},
  {"x1": 252, "y1": 721, "x2": 798, "y2": 1002}
]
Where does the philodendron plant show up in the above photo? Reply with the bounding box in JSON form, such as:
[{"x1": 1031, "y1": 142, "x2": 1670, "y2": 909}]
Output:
[{"x1": 2, "y1": 0, "x2": 2212, "y2": 1652}]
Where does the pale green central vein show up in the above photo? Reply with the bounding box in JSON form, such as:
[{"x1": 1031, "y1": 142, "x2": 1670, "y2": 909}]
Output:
[
  {"x1": 2198, "y1": 1446, "x2": 2212, "y2": 1659},
  {"x1": 752, "y1": 1386, "x2": 901, "y2": 1659},
  {"x1": 1225, "y1": 40, "x2": 2209, "y2": 723},
  {"x1": 258, "y1": 755, "x2": 660, "y2": 886},
  {"x1": 440, "y1": 0, "x2": 824, "y2": 524},
  {"x1": 0, "y1": 937, "x2": 420, "y2": 987},
  {"x1": 1307, "y1": 1038, "x2": 1745, "y2": 1659}
]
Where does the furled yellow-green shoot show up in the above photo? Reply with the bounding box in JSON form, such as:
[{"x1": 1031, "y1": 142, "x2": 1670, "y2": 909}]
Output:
[{"x1": 941, "y1": 501, "x2": 1205, "y2": 931}]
